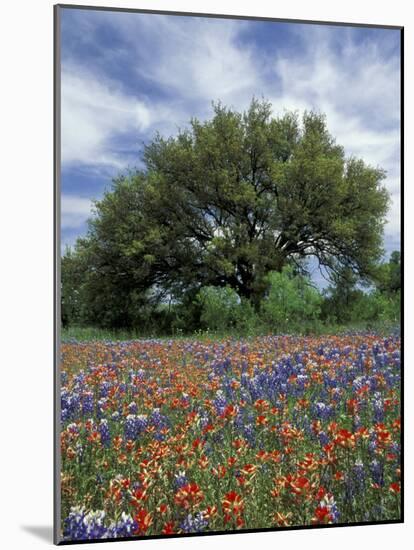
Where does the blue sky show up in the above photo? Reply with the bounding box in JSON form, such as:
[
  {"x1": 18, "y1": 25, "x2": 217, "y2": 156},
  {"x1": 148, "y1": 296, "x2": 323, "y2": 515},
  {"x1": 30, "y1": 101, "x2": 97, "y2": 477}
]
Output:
[{"x1": 60, "y1": 8, "x2": 401, "y2": 285}]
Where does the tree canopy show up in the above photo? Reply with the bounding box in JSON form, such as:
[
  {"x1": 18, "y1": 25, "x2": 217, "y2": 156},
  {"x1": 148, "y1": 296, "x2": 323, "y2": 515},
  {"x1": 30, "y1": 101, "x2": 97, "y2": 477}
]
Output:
[{"x1": 63, "y1": 98, "x2": 390, "y2": 328}]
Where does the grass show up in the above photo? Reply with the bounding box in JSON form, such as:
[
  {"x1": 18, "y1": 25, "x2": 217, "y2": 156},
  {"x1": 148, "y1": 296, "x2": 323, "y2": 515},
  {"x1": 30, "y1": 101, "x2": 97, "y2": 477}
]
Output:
[
  {"x1": 61, "y1": 321, "x2": 400, "y2": 342},
  {"x1": 61, "y1": 326, "x2": 143, "y2": 342}
]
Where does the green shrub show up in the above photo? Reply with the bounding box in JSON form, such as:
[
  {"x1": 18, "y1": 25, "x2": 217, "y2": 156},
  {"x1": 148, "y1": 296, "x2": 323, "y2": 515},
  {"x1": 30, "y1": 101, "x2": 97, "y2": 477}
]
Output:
[
  {"x1": 235, "y1": 298, "x2": 261, "y2": 335},
  {"x1": 262, "y1": 266, "x2": 322, "y2": 332},
  {"x1": 195, "y1": 286, "x2": 241, "y2": 332}
]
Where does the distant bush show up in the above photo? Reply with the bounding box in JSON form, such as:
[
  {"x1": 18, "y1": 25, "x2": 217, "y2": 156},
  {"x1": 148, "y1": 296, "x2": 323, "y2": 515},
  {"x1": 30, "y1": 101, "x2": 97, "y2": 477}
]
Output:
[
  {"x1": 195, "y1": 286, "x2": 240, "y2": 332},
  {"x1": 262, "y1": 266, "x2": 322, "y2": 332},
  {"x1": 234, "y1": 298, "x2": 260, "y2": 335},
  {"x1": 62, "y1": 254, "x2": 400, "y2": 337},
  {"x1": 350, "y1": 290, "x2": 400, "y2": 324}
]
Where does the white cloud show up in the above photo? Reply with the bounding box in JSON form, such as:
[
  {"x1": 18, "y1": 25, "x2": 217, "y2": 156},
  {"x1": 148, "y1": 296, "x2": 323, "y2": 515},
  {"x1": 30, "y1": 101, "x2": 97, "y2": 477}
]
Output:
[
  {"x1": 60, "y1": 14, "x2": 262, "y2": 172},
  {"x1": 86, "y1": 13, "x2": 262, "y2": 125},
  {"x1": 265, "y1": 26, "x2": 401, "y2": 251},
  {"x1": 61, "y1": 14, "x2": 401, "y2": 252},
  {"x1": 61, "y1": 66, "x2": 151, "y2": 169},
  {"x1": 140, "y1": 17, "x2": 259, "y2": 107},
  {"x1": 61, "y1": 194, "x2": 92, "y2": 229},
  {"x1": 385, "y1": 192, "x2": 401, "y2": 238}
]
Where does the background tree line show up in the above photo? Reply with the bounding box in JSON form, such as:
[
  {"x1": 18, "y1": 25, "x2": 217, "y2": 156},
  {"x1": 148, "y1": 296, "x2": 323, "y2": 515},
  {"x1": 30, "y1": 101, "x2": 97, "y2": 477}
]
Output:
[
  {"x1": 61, "y1": 99, "x2": 400, "y2": 336},
  {"x1": 62, "y1": 252, "x2": 400, "y2": 336}
]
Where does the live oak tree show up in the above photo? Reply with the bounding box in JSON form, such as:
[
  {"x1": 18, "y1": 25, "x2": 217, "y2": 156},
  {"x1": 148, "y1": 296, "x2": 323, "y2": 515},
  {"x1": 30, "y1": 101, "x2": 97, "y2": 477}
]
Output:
[{"x1": 66, "y1": 98, "x2": 389, "y2": 326}]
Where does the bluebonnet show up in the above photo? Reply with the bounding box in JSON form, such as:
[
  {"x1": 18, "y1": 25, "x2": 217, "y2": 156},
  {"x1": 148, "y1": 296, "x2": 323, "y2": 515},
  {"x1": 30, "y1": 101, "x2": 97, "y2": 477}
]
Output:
[
  {"x1": 352, "y1": 414, "x2": 362, "y2": 431},
  {"x1": 390, "y1": 441, "x2": 400, "y2": 457},
  {"x1": 130, "y1": 369, "x2": 145, "y2": 384},
  {"x1": 243, "y1": 423, "x2": 256, "y2": 447},
  {"x1": 352, "y1": 376, "x2": 370, "y2": 392},
  {"x1": 318, "y1": 431, "x2": 330, "y2": 447},
  {"x1": 107, "y1": 513, "x2": 137, "y2": 538},
  {"x1": 211, "y1": 431, "x2": 225, "y2": 445},
  {"x1": 180, "y1": 513, "x2": 208, "y2": 533},
  {"x1": 98, "y1": 419, "x2": 110, "y2": 447},
  {"x1": 81, "y1": 392, "x2": 94, "y2": 416},
  {"x1": 63, "y1": 508, "x2": 137, "y2": 540},
  {"x1": 296, "y1": 374, "x2": 308, "y2": 391},
  {"x1": 99, "y1": 381, "x2": 111, "y2": 398},
  {"x1": 63, "y1": 507, "x2": 108, "y2": 540},
  {"x1": 234, "y1": 412, "x2": 246, "y2": 431},
  {"x1": 372, "y1": 392, "x2": 385, "y2": 423},
  {"x1": 222, "y1": 377, "x2": 236, "y2": 401},
  {"x1": 313, "y1": 402, "x2": 333, "y2": 421},
  {"x1": 150, "y1": 408, "x2": 169, "y2": 430},
  {"x1": 181, "y1": 393, "x2": 190, "y2": 407},
  {"x1": 353, "y1": 459, "x2": 366, "y2": 492},
  {"x1": 213, "y1": 390, "x2": 227, "y2": 416},
  {"x1": 97, "y1": 397, "x2": 107, "y2": 419},
  {"x1": 73, "y1": 372, "x2": 86, "y2": 387},
  {"x1": 61, "y1": 389, "x2": 81, "y2": 421},
  {"x1": 368, "y1": 432, "x2": 377, "y2": 456},
  {"x1": 240, "y1": 387, "x2": 252, "y2": 405},
  {"x1": 240, "y1": 372, "x2": 250, "y2": 388},
  {"x1": 174, "y1": 471, "x2": 188, "y2": 488},
  {"x1": 199, "y1": 414, "x2": 210, "y2": 429},
  {"x1": 370, "y1": 459, "x2": 384, "y2": 486},
  {"x1": 329, "y1": 500, "x2": 340, "y2": 523},
  {"x1": 61, "y1": 408, "x2": 70, "y2": 424},
  {"x1": 75, "y1": 441, "x2": 84, "y2": 461},
  {"x1": 124, "y1": 414, "x2": 148, "y2": 440}
]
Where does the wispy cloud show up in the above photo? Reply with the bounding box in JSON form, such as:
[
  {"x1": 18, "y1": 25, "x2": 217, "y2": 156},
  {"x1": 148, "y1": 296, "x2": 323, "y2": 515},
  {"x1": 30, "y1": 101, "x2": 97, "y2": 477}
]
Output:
[
  {"x1": 265, "y1": 25, "x2": 400, "y2": 251},
  {"x1": 60, "y1": 12, "x2": 263, "y2": 151},
  {"x1": 61, "y1": 65, "x2": 151, "y2": 170},
  {"x1": 60, "y1": 9, "x2": 401, "y2": 255},
  {"x1": 133, "y1": 16, "x2": 259, "y2": 107},
  {"x1": 61, "y1": 194, "x2": 93, "y2": 230}
]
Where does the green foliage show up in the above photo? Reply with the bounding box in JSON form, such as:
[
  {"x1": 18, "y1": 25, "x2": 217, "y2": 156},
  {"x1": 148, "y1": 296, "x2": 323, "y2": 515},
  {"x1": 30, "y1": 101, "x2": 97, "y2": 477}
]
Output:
[
  {"x1": 262, "y1": 266, "x2": 322, "y2": 332},
  {"x1": 62, "y1": 248, "x2": 401, "y2": 337},
  {"x1": 234, "y1": 298, "x2": 260, "y2": 334},
  {"x1": 192, "y1": 285, "x2": 261, "y2": 335},
  {"x1": 350, "y1": 290, "x2": 401, "y2": 325},
  {"x1": 62, "y1": 98, "x2": 390, "y2": 330},
  {"x1": 321, "y1": 256, "x2": 401, "y2": 328},
  {"x1": 195, "y1": 286, "x2": 240, "y2": 332},
  {"x1": 374, "y1": 251, "x2": 401, "y2": 294},
  {"x1": 321, "y1": 266, "x2": 362, "y2": 324},
  {"x1": 61, "y1": 247, "x2": 85, "y2": 327}
]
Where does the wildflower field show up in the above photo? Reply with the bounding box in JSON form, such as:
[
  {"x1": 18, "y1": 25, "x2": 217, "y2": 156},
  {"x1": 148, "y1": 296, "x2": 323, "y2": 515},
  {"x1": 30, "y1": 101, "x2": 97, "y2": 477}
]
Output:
[{"x1": 60, "y1": 334, "x2": 401, "y2": 541}]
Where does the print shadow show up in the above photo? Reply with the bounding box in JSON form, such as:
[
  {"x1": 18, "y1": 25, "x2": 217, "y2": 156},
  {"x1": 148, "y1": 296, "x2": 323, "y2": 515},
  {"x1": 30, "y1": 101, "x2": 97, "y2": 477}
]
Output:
[{"x1": 21, "y1": 525, "x2": 53, "y2": 543}]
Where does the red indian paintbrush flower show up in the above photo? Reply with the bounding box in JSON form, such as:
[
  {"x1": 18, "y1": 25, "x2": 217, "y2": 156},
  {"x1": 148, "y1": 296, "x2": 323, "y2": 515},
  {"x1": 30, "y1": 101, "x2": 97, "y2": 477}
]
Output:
[
  {"x1": 174, "y1": 482, "x2": 204, "y2": 509},
  {"x1": 134, "y1": 509, "x2": 153, "y2": 534},
  {"x1": 162, "y1": 521, "x2": 175, "y2": 535},
  {"x1": 222, "y1": 491, "x2": 244, "y2": 516},
  {"x1": 289, "y1": 476, "x2": 312, "y2": 496},
  {"x1": 389, "y1": 482, "x2": 400, "y2": 494},
  {"x1": 312, "y1": 505, "x2": 333, "y2": 524}
]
